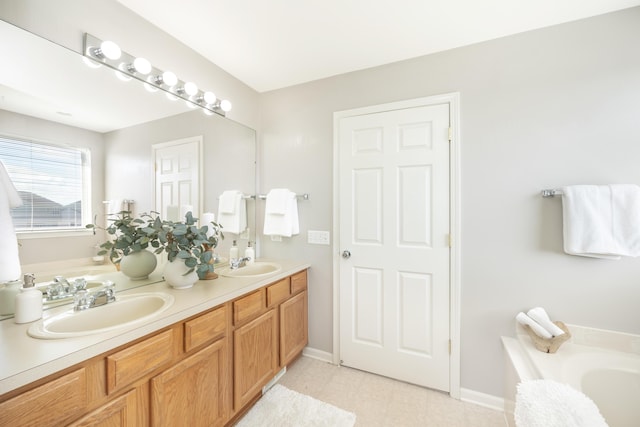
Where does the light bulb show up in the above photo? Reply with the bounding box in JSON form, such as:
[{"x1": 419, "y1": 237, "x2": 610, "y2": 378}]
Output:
[
  {"x1": 184, "y1": 82, "x2": 198, "y2": 96},
  {"x1": 220, "y1": 100, "x2": 232, "y2": 112},
  {"x1": 82, "y1": 55, "x2": 102, "y2": 69},
  {"x1": 115, "y1": 69, "x2": 131, "y2": 81},
  {"x1": 203, "y1": 91, "x2": 216, "y2": 105},
  {"x1": 144, "y1": 82, "x2": 158, "y2": 92},
  {"x1": 162, "y1": 71, "x2": 178, "y2": 87},
  {"x1": 203, "y1": 108, "x2": 214, "y2": 116},
  {"x1": 132, "y1": 57, "x2": 152, "y2": 75},
  {"x1": 100, "y1": 40, "x2": 121, "y2": 60}
]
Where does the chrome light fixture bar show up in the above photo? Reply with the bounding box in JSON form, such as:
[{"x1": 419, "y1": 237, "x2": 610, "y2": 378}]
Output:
[{"x1": 83, "y1": 33, "x2": 232, "y2": 117}]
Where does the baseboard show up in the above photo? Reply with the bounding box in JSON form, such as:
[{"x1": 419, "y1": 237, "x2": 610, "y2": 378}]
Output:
[
  {"x1": 460, "y1": 388, "x2": 505, "y2": 412},
  {"x1": 301, "y1": 346, "x2": 333, "y2": 363}
]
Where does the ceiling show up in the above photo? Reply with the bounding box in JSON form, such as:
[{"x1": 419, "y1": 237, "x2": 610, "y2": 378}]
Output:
[{"x1": 117, "y1": 0, "x2": 640, "y2": 93}]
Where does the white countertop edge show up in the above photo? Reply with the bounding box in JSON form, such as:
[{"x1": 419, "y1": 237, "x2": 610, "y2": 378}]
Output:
[{"x1": 0, "y1": 259, "x2": 310, "y2": 395}]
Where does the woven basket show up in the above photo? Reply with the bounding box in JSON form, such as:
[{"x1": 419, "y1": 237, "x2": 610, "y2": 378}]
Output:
[{"x1": 523, "y1": 321, "x2": 571, "y2": 353}]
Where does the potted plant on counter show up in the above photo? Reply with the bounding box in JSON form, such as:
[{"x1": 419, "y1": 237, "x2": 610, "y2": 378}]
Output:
[
  {"x1": 157, "y1": 211, "x2": 223, "y2": 289},
  {"x1": 87, "y1": 211, "x2": 163, "y2": 280}
]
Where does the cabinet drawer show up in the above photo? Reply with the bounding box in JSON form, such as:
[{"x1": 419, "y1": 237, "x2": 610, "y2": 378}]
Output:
[
  {"x1": 184, "y1": 305, "x2": 227, "y2": 352},
  {"x1": 0, "y1": 368, "x2": 87, "y2": 426},
  {"x1": 291, "y1": 270, "x2": 307, "y2": 294},
  {"x1": 107, "y1": 329, "x2": 175, "y2": 394},
  {"x1": 267, "y1": 278, "x2": 290, "y2": 307},
  {"x1": 233, "y1": 289, "x2": 265, "y2": 325}
]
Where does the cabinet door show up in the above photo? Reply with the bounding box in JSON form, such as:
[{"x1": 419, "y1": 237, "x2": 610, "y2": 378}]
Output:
[
  {"x1": 233, "y1": 309, "x2": 278, "y2": 409},
  {"x1": 0, "y1": 368, "x2": 87, "y2": 427},
  {"x1": 68, "y1": 389, "x2": 139, "y2": 427},
  {"x1": 280, "y1": 290, "x2": 308, "y2": 367},
  {"x1": 150, "y1": 338, "x2": 229, "y2": 427}
]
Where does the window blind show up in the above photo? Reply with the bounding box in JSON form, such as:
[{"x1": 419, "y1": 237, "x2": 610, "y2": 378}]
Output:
[{"x1": 0, "y1": 135, "x2": 90, "y2": 232}]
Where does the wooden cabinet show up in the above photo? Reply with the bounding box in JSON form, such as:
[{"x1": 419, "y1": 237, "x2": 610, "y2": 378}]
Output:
[
  {"x1": 151, "y1": 339, "x2": 229, "y2": 427},
  {"x1": 0, "y1": 368, "x2": 88, "y2": 427},
  {"x1": 280, "y1": 290, "x2": 308, "y2": 367},
  {"x1": 69, "y1": 389, "x2": 139, "y2": 427},
  {"x1": 233, "y1": 309, "x2": 278, "y2": 409},
  {"x1": 0, "y1": 268, "x2": 308, "y2": 427}
]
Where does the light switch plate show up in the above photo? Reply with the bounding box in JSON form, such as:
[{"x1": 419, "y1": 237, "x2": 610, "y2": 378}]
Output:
[{"x1": 308, "y1": 230, "x2": 330, "y2": 245}]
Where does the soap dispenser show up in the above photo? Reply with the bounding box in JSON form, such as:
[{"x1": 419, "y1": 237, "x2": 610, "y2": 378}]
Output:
[
  {"x1": 244, "y1": 241, "x2": 255, "y2": 264},
  {"x1": 14, "y1": 273, "x2": 42, "y2": 324},
  {"x1": 229, "y1": 240, "x2": 239, "y2": 260}
]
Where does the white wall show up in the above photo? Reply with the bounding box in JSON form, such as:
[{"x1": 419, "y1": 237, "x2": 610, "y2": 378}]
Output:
[{"x1": 259, "y1": 7, "x2": 640, "y2": 397}]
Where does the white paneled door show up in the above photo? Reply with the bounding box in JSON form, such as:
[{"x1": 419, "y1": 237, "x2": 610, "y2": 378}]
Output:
[
  {"x1": 153, "y1": 136, "x2": 202, "y2": 222},
  {"x1": 338, "y1": 102, "x2": 450, "y2": 391}
]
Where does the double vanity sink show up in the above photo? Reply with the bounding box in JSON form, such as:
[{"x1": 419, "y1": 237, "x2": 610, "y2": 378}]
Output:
[
  {"x1": 0, "y1": 259, "x2": 308, "y2": 397},
  {"x1": 26, "y1": 262, "x2": 282, "y2": 340}
]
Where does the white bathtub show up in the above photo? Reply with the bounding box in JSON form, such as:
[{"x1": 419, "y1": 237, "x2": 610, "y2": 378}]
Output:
[{"x1": 502, "y1": 324, "x2": 640, "y2": 427}]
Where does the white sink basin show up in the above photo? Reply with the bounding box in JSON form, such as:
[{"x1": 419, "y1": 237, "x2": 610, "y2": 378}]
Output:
[
  {"x1": 28, "y1": 292, "x2": 174, "y2": 339},
  {"x1": 218, "y1": 262, "x2": 281, "y2": 278}
]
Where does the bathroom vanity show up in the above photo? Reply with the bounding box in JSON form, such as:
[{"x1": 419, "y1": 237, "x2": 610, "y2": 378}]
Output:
[{"x1": 0, "y1": 260, "x2": 309, "y2": 426}]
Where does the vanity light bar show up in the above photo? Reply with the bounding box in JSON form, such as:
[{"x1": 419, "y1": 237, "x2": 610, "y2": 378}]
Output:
[{"x1": 82, "y1": 33, "x2": 232, "y2": 117}]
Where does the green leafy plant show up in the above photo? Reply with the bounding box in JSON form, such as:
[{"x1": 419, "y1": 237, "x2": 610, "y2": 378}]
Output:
[
  {"x1": 86, "y1": 211, "x2": 163, "y2": 264},
  {"x1": 87, "y1": 211, "x2": 223, "y2": 278},
  {"x1": 157, "y1": 212, "x2": 223, "y2": 278}
]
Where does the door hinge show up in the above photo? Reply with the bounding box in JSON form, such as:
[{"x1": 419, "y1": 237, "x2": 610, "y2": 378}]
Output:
[
  {"x1": 448, "y1": 127, "x2": 452, "y2": 142},
  {"x1": 448, "y1": 340, "x2": 452, "y2": 355},
  {"x1": 447, "y1": 234, "x2": 453, "y2": 248}
]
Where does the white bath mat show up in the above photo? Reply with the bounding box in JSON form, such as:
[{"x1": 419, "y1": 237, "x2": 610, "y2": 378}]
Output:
[{"x1": 236, "y1": 384, "x2": 356, "y2": 427}]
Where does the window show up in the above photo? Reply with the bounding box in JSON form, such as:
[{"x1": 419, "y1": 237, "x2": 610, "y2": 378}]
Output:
[{"x1": 0, "y1": 135, "x2": 91, "y2": 234}]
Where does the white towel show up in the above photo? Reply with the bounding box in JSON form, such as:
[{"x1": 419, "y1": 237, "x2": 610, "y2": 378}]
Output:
[
  {"x1": 0, "y1": 160, "x2": 23, "y2": 282},
  {"x1": 219, "y1": 190, "x2": 240, "y2": 214},
  {"x1": 561, "y1": 185, "x2": 640, "y2": 259},
  {"x1": 263, "y1": 189, "x2": 299, "y2": 237},
  {"x1": 265, "y1": 189, "x2": 290, "y2": 215},
  {"x1": 217, "y1": 191, "x2": 246, "y2": 234},
  {"x1": 515, "y1": 379, "x2": 608, "y2": 427}
]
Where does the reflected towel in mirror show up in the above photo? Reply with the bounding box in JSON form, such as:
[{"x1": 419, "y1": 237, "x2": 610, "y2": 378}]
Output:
[{"x1": 0, "y1": 160, "x2": 23, "y2": 282}]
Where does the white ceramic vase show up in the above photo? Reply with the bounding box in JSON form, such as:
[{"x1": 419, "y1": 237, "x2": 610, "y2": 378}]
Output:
[
  {"x1": 163, "y1": 259, "x2": 198, "y2": 289},
  {"x1": 119, "y1": 250, "x2": 157, "y2": 280}
]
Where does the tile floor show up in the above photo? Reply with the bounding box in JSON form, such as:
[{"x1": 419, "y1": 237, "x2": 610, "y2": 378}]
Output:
[{"x1": 277, "y1": 356, "x2": 507, "y2": 427}]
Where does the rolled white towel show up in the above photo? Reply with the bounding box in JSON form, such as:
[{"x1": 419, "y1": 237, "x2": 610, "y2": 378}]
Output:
[
  {"x1": 516, "y1": 312, "x2": 553, "y2": 339},
  {"x1": 527, "y1": 307, "x2": 565, "y2": 337}
]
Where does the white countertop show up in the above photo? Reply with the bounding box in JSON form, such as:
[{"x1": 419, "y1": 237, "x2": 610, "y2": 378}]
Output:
[{"x1": 0, "y1": 259, "x2": 310, "y2": 395}]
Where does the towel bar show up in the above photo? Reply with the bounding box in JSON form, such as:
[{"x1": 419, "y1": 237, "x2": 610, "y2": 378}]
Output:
[
  {"x1": 541, "y1": 189, "x2": 563, "y2": 198},
  {"x1": 257, "y1": 193, "x2": 310, "y2": 200}
]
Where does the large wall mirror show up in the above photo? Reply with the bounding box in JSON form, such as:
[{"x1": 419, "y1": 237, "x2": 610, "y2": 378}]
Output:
[{"x1": 0, "y1": 19, "x2": 256, "y2": 312}]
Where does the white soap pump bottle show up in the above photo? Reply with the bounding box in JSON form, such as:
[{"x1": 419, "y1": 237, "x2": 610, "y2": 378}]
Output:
[
  {"x1": 244, "y1": 241, "x2": 255, "y2": 264},
  {"x1": 14, "y1": 273, "x2": 43, "y2": 324},
  {"x1": 229, "y1": 240, "x2": 239, "y2": 260}
]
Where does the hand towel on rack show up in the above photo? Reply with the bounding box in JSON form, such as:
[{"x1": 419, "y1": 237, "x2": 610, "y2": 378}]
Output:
[
  {"x1": 265, "y1": 188, "x2": 290, "y2": 215},
  {"x1": 0, "y1": 160, "x2": 23, "y2": 282},
  {"x1": 263, "y1": 189, "x2": 299, "y2": 237},
  {"x1": 217, "y1": 190, "x2": 247, "y2": 234},
  {"x1": 561, "y1": 184, "x2": 640, "y2": 259},
  {"x1": 219, "y1": 190, "x2": 239, "y2": 214}
]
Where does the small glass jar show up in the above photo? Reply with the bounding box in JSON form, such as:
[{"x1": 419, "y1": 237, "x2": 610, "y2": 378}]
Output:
[{"x1": 0, "y1": 280, "x2": 23, "y2": 315}]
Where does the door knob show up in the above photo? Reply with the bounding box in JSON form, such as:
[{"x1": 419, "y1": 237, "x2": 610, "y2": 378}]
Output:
[{"x1": 342, "y1": 250, "x2": 351, "y2": 259}]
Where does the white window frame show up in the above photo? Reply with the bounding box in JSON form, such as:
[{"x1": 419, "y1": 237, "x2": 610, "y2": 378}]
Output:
[{"x1": 0, "y1": 134, "x2": 93, "y2": 239}]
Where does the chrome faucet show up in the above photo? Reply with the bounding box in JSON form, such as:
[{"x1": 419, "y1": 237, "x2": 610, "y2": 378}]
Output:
[
  {"x1": 73, "y1": 280, "x2": 116, "y2": 311},
  {"x1": 44, "y1": 276, "x2": 88, "y2": 302},
  {"x1": 229, "y1": 257, "x2": 251, "y2": 270}
]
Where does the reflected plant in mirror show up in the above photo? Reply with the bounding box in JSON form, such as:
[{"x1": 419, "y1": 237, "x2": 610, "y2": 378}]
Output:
[
  {"x1": 86, "y1": 211, "x2": 163, "y2": 280},
  {"x1": 86, "y1": 211, "x2": 163, "y2": 263}
]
